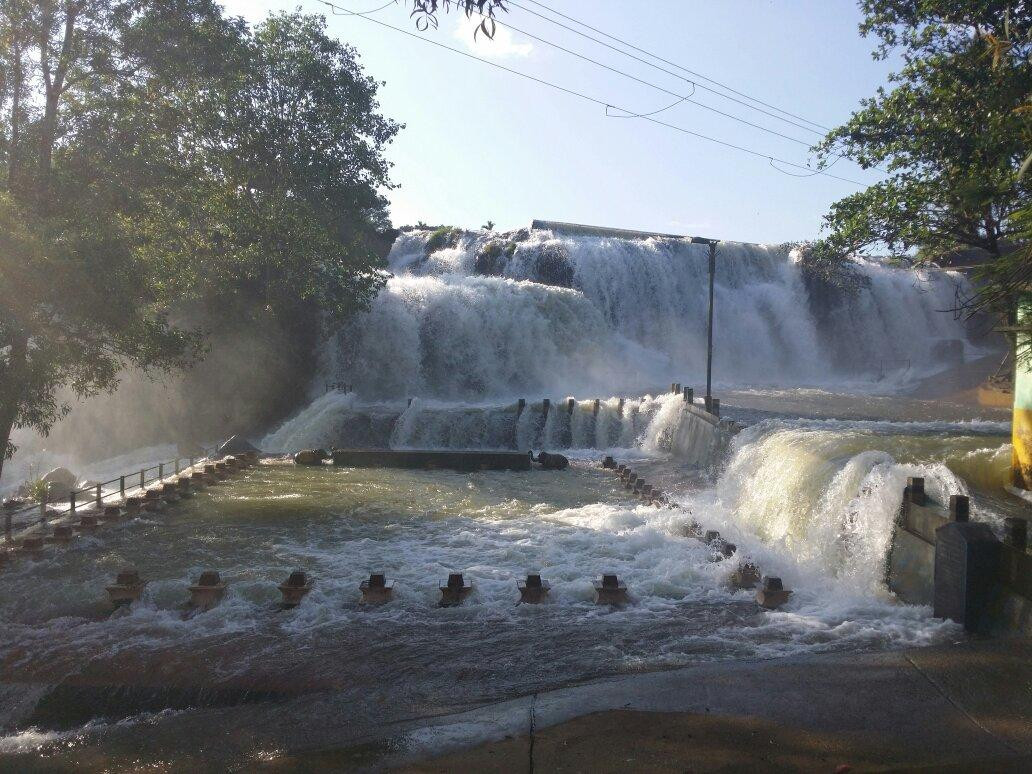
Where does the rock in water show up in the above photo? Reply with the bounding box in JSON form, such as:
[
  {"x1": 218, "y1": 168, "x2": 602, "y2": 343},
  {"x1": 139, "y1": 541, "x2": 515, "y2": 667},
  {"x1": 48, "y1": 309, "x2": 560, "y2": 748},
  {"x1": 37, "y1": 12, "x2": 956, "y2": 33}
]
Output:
[
  {"x1": 218, "y1": 435, "x2": 261, "y2": 457},
  {"x1": 293, "y1": 449, "x2": 328, "y2": 466},
  {"x1": 534, "y1": 451, "x2": 569, "y2": 470}
]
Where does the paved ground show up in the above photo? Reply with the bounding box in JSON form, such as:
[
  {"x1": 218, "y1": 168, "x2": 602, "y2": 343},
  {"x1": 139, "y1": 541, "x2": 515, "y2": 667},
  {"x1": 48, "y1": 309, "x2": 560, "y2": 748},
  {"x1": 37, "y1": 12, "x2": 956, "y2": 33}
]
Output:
[{"x1": 266, "y1": 637, "x2": 1032, "y2": 772}]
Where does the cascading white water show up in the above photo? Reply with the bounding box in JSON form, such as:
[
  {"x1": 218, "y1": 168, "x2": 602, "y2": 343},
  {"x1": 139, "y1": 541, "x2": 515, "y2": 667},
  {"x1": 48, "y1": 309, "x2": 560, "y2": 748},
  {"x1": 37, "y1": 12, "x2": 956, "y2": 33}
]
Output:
[
  {"x1": 685, "y1": 419, "x2": 1011, "y2": 597},
  {"x1": 321, "y1": 228, "x2": 978, "y2": 400},
  {"x1": 262, "y1": 390, "x2": 727, "y2": 463}
]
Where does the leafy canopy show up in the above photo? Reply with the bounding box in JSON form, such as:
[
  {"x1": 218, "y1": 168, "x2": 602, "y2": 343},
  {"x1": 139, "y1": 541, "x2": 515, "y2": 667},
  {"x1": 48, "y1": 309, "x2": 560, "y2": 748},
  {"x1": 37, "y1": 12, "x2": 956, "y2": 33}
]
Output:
[
  {"x1": 814, "y1": 1, "x2": 1032, "y2": 266},
  {"x1": 0, "y1": 2, "x2": 397, "y2": 479}
]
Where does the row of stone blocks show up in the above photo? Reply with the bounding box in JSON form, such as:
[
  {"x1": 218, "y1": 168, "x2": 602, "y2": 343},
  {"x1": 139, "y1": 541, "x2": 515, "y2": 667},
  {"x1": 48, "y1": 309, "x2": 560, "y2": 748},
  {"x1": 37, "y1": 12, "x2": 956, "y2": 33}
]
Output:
[
  {"x1": 601, "y1": 455, "x2": 791, "y2": 609},
  {"x1": 0, "y1": 453, "x2": 258, "y2": 569},
  {"x1": 102, "y1": 569, "x2": 702, "y2": 611}
]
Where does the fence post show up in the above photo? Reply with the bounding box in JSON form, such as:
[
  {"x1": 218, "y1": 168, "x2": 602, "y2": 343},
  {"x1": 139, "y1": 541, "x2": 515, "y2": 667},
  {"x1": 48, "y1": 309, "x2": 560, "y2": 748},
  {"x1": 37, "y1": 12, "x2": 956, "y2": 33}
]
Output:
[
  {"x1": 174, "y1": 458, "x2": 180, "y2": 475},
  {"x1": 159, "y1": 463, "x2": 164, "y2": 481},
  {"x1": 189, "y1": 456, "x2": 195, "y2": 470},
  {"x1": 69, "y1": 490, "x2": 76, "y2": 518},
  {"x1": 4, "y1": 511, "x2": 10, "y2": 543},
  {"x1": 140, "y1": 470, "x2": 145, "y2": 489},
  {"x1": 95, "y1": 484, "x2": 102, "y2": 508},
  {"x1": 120, "y1": 475, "x2": 125, "y2": 498}
]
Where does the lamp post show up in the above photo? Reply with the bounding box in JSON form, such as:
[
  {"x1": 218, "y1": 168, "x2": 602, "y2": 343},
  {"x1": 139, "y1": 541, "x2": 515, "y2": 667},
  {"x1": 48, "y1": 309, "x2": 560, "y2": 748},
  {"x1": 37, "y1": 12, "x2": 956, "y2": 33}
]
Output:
[{"x1": 690, "y1": 237, "x2": 719, "y2": 412}]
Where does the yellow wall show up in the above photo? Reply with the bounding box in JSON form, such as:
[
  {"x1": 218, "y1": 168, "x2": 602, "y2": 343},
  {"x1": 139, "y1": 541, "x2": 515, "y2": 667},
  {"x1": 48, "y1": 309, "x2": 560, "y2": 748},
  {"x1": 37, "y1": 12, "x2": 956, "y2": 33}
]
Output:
[{"x1": 1014, "y1": 299, "x2": 1032, "y2": 489}]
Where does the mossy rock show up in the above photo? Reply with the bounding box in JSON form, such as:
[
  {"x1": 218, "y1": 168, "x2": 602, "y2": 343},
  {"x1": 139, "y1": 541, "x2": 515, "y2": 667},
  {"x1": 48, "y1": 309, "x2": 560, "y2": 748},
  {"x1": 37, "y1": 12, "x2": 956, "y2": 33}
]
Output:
[
  {"x1": 534, "y1": 244, "x2": 574, "y2": 288},
  {"x1": 475, "y1": 240, "x2": 512, "y2": 275},
  {"x1": 426, "y1": 226, "x2": 461, "y2": 255}
]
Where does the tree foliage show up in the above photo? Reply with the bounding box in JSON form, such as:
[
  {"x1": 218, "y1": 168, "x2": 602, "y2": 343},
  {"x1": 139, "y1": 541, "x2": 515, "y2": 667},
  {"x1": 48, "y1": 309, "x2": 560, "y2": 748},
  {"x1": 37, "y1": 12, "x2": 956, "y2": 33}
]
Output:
[
  {"x1": 0, "y1": 2, "x2": 397, "y2": 481},
  {"x1": 814, "y1": 1, "x2": 1032, "y2": 274}
]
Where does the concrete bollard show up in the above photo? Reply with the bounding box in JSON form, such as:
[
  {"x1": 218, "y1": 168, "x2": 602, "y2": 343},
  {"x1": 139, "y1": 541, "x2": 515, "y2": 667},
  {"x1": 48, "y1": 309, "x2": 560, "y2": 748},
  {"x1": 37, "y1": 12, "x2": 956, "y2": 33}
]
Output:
[
  {"x1": 439, "y1": 573, "x2": 473, "y2": 607},
  {"x1": 518, "y1": 573, "x2": 551, "y2": 604},
  {"x1": 933, "y1": 520, "x2": 999, "y2": 632},
  {"x1": 716, "y1": 541, "x2": 736, "y2": 560},
  {"x1": 567, "y1": 397, "x2": 575, "y2": 414},
  {"x1": 593, "y1": 574, "x2": 629, "y2": 605},
  {"x1": 641, "y1": 485, "x2": 653, "y2": 499},
  {"x1": 671, "y1": 383, "x2": 678, "y2": 394},
  {"x1": 76, "y1": 514, "x2": 100, "y2": 532},
  {"x1": 101, "y1": 505, "x2": 122, "y2": 522},
  {"x1": 360, "y1": 572, "x2": 395, "y2": 605},
  {"x1": 1004, "y1": 517, "x2": 1028, "y2": 551},
  {"x1": 177, "y1": 477, "x2": 193, "y2": 498},
  {"x1": 212, "y1": 463, "x2": 229, "y2": 480},
  {"x1": 46, "y1": 525, "x2": 75, "y2": 544},
  {"x1": 161, "y1": 483, "x2": 180, "y2": 503},
  {"x1": 593, "y1": 399, "x2": 600, "y2": 416},
  {"x1": 949, "y1": 494, "x2": 970, "y2": 522},
  {"x1": 907, "y1": 477, "x2": 926, "y2": 506},
  {"x1": 142, "y1": 490, "x2": 163, "y2": 511},
  {"x1": 188, "y1": 570, "x2": 227, "y2": 610},
  {"x1": 542, "y1": 398, "x2": 550, "y2": 416},
  {"x1": 203, "y1": 464, "x2": 219, "y2": 483},
  {"x1": 190, "y1": 471, "x2": 208, "y2": 489},
  {"x1": 602, "y1": 456, "x2": 616, "y2": 469},
  {"x1": 730, "y1": 561, "x2": 761, "y2": 589},
  {"x1": 517, "y1": 398, "x2": 526, "y2": 417},
  {"x1": 756, "y1": 576, "x2": 792, "y2": 609},
  {"x1": 617, "y1": 463, "x2": 626, "y2": 474},
  {"x1": 107, "y1": 568, "x2": 146, "y2": 607},
  {"x1": 683, "y1": 387, "x2": 693, "y2": 403},
  {"x1": 18, "y1": 536, "x2": 45, "y2": 559},
  {"x1": 124, "y1": 497, "x2": 141, "y2": 516},
  {"x1": 617, "y1": 398, "x2": 624, "y2": 415},
  {"x1": 278, "y1": 570, "x2": 313, "y2": 609}
]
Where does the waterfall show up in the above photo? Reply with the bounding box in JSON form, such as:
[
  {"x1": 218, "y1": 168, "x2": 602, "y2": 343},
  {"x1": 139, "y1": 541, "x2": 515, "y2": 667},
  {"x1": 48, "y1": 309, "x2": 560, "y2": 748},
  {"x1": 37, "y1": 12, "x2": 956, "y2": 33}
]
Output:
[
  {"x1": 320, "y1": 227, "x2": 978, "y2": 401},
  {"x1": 262, "y1": 390, "x2": 728, "y2": 460}
]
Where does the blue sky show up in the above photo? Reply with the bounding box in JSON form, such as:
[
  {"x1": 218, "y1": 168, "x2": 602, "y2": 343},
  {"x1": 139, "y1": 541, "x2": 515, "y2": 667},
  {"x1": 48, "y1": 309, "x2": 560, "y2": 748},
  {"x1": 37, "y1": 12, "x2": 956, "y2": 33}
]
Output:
[{"x1": 220, "y1": 0, "x2": 896, "y2": 244}]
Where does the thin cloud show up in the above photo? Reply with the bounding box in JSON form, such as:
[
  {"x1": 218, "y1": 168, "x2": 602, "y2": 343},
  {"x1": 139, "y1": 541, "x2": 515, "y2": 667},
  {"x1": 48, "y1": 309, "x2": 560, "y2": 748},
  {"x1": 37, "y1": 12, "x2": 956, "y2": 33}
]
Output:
[{"x1": 452, "y1": 14, "x2": 533, "y2": 59}]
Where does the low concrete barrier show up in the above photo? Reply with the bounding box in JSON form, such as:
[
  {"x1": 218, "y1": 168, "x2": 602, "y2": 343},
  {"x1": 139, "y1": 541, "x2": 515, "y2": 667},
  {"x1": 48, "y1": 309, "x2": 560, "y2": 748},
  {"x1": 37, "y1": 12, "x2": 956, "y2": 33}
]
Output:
[{"x1": 887, "y1": 478, "x2": 1032, "y2": 634}]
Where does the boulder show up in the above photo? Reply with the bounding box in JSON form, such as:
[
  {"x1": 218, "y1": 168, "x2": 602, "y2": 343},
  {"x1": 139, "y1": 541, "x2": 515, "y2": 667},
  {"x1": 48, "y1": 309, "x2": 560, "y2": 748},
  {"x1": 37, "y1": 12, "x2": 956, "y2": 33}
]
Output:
[
  {"x1": 217, "y1": 435, "x2": 261, "y2": 457},
  {"x1": 40, "y1": 467, "x2": 77, "y2": 499},
  {"x1": 533, "y1": 451, "x2": 570, "y2": 470},
  {"x1": 42, "y1": 467, "x2": 77, "y2": 490},
  {"x1": 293, "y1": 449, "x2": 328, "y2": 466}
]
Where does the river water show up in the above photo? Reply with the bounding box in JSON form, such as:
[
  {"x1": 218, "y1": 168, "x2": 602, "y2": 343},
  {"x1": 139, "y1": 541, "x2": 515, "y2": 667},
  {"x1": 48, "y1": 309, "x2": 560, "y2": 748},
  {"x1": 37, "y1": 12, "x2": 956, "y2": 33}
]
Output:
[{"x1": 0, "y1": 228, "x2": 1020, "y2": 768}]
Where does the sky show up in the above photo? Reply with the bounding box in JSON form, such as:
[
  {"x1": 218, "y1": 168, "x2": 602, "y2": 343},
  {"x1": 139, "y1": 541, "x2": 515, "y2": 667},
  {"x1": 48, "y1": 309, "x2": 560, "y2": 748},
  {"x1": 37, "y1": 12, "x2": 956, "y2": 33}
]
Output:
[{"x1": 219, "y1": 0, "x2": 897, "y2": 244}]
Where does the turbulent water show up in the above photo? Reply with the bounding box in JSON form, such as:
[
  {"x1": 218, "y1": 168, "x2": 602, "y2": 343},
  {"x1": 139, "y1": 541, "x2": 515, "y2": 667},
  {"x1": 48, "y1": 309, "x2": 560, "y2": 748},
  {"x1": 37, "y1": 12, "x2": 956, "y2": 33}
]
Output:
[
  {"x1": 0, "y1": 226, "x2": 1019, "y2": 767},
  {"x1": 322, "y1": 228, "x2": 979, "y2": 400}
]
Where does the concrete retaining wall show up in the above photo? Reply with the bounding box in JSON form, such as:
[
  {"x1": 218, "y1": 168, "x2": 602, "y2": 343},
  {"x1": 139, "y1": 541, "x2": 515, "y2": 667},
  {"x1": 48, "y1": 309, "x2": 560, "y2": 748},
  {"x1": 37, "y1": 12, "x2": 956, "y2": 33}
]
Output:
[{"x1": 886, "y1": 480, "x2": 1032, "y2": 634}]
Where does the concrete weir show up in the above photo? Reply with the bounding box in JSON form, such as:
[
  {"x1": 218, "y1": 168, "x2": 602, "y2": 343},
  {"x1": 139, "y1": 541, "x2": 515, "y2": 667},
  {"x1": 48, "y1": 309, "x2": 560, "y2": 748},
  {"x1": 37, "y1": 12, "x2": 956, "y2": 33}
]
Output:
[{"x1": 330, "y1": 449, "x2": 531, "y2": 472}]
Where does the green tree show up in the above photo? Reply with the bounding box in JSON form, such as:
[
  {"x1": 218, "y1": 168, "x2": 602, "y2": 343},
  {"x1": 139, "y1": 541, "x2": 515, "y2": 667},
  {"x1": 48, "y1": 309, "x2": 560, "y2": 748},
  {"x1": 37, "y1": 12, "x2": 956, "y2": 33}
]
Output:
[
  {"x1": 0, "y1": 3, "x2": 398, "y2": 484},
  {"x1": 814, "y1": 2, "x2": 1031, "y2": 280}
]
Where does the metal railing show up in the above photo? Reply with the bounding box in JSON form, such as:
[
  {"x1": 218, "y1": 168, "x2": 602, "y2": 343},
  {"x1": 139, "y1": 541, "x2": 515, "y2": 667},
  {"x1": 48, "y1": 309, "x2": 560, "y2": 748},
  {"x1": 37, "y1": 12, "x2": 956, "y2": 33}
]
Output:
[{"x1": 4, "y1": 445, "x2": 219, "y2": 543}]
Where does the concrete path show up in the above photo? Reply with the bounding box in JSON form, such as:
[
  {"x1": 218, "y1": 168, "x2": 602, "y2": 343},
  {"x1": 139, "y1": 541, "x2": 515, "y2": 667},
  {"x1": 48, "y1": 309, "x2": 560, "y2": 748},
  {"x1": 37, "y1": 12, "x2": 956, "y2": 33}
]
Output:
[{"x1": 269, "y1": 637, "x2": 1032, "y2": 772}]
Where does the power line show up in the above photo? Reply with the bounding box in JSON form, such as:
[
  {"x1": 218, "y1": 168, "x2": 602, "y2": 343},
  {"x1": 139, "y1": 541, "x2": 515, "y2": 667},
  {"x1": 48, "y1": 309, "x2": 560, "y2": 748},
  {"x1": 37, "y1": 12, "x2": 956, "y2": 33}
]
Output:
[
  {"x1": 316, "y1": 0, "x2": 869, "y2": 187},
  {"x1": 441, "y1": 1, "x2": 823, "y2": 151},
  {"x1": 506, "y1": 0, "x2": 827, "y2": 138},
  {"x1": 519, "y1": 0, "x2": 833, "y2": 133}
]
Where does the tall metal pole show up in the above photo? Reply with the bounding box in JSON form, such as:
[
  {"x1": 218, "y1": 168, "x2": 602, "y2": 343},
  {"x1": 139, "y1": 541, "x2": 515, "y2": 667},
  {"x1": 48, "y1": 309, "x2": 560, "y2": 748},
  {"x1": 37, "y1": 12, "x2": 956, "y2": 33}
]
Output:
[{"x1": 705, "y1": 241, "x2": 716, "y2": 402}]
